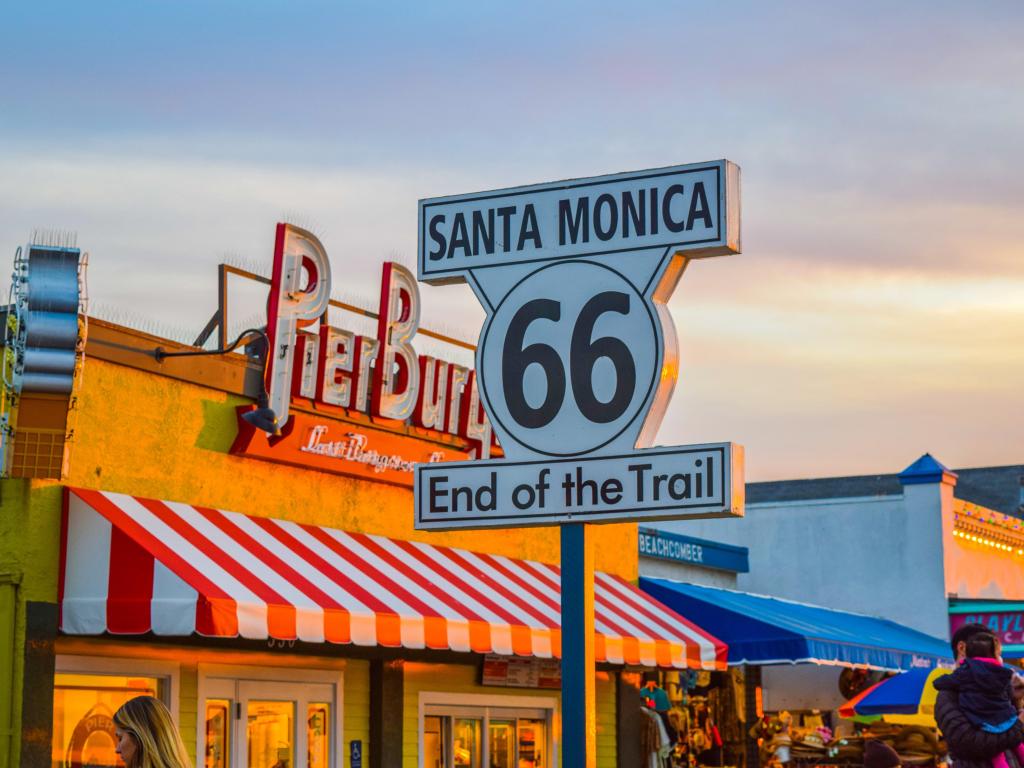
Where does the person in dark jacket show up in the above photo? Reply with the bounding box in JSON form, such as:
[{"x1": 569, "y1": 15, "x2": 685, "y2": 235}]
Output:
[
  {"x1": 934, "y1": 624, "x2": 1024, "y2": 768},
  {"x1": 934, "y1": 632, "x2": 1024, "y2": 768}
]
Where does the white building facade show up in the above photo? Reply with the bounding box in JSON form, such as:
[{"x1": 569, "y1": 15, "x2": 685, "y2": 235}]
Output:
[
  {"x1": 644, "y1": 455, "x2": 1024, "y2": 641},
  {"x1": 640, "y1": 455, "x2": 1024, "y2": 712}
]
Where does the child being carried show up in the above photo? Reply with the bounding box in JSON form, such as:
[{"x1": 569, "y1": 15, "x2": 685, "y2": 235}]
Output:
[{"x1": 934, "y1": 632, "x2": 1024, "y2": 768}]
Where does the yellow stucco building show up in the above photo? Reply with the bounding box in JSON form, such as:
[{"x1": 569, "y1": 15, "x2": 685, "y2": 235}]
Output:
[{"x1": 0, "y1": 248, "x2": 724, "y2": 768}]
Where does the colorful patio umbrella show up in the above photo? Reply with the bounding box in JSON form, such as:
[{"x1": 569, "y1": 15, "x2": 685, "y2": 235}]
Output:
[{"x1": 839, "y1": 667, "x2": 951, "y2": 726}]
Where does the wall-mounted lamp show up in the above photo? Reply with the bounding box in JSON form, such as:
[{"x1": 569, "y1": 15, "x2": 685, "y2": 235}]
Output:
[{"x1": 154, "y1": 328, "x2": 280, "y2": 435}]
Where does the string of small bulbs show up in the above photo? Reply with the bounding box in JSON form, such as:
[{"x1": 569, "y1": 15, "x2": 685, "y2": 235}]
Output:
[{"x1": 952, "y1": 528, "x2": 1024, "y2": 556}]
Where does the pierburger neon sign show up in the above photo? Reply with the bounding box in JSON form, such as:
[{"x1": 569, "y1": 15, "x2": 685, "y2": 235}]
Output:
[{"x1": 260, "y1": 222, "x2": 495, "y2": 461}]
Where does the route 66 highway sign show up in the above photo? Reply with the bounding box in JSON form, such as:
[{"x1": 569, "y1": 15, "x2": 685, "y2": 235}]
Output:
[{"x1": 414, "y1": 160, "x2": 745, "y2": 530}]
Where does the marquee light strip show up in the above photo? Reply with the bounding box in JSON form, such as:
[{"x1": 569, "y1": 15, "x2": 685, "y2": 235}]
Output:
[{"x1": 951, "y1": 527, "x2": 1024, "y2": 556}]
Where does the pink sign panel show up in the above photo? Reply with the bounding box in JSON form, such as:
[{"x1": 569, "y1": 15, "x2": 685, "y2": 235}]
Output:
[{"x1": 950, "y1": 612, "x2": 1024, "y2": 647}]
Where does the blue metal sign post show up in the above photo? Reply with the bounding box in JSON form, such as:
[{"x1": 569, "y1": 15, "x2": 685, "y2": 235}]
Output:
[
  {"x1": 414, "y1": 161, "x2": 743, "y2": 766},
  {"x1": 561, "y1": 523, "x2": 596, "y2": 766}
]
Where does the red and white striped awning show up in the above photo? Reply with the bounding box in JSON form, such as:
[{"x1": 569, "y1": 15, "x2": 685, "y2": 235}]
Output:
[{"x1": 60, "y1": 487, "x2": 726, "y2": 669}]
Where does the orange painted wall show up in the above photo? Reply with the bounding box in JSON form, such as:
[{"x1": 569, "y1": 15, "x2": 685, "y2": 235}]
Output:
[
  {"x1": 1, "y1": 354, "x2": 636, "y2": 768},
  {"x1": 53, "y1": 358, "x2": 637, "y2": 594}
]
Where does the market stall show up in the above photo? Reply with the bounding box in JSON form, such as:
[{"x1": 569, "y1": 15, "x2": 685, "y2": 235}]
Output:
[{"x1": 639, "y1": 579, "x2": 953, "y2": 768}]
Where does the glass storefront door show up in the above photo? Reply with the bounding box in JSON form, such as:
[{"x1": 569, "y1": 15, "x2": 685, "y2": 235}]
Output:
[
  {"x1": 243, "y1": 692, "x2": 294, "y2": 768},
  {"x1": 202, "y1": 677, "x2": 335, "y2": 768}
]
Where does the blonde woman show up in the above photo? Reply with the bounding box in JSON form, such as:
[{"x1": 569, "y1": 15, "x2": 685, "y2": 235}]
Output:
[{"x1": 113, "y1": 695, "x2": 192, "y2": 768}]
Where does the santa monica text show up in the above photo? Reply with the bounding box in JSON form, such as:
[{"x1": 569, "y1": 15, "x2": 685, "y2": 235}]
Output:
[
  {"x1": 418, "y1": 162, "x2": 734, "y2": 280},
  {"x1": 426, "y1": 183, "x2": 712, "y2": 260}
]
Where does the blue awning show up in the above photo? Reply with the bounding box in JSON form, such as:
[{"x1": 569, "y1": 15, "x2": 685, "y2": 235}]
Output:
[{"x1": 639, "y1": 578, "x2": 953, "y2": 671}]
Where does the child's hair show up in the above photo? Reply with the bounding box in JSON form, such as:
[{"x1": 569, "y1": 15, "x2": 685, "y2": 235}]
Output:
[{"x1": 964, "y1": 631, "x2": 999, "y2": 658}]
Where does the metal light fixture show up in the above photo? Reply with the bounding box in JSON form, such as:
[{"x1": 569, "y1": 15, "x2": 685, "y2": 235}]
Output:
[
  {"x1": 154, "y1": 328, "x2": 280, "y2": 435},
  {"x1": 2, "y1": 233, "x2": 88, "y2": 479}
]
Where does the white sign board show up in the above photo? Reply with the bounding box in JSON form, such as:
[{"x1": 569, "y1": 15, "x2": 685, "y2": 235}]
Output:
[
  {"x1": 414, "y1": 160, "x2": 744, "y2": 529},
  {"x1": 417, "y1": 442, "x2": 743, "y2": 530},
  {"x1": 419, "y1": 160, "x2": 740, "y2": 282}
]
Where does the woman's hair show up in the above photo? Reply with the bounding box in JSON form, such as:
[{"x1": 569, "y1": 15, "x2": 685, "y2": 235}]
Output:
[{"x1": 113, "y1": 696, "x2": 192, "y2": 768}]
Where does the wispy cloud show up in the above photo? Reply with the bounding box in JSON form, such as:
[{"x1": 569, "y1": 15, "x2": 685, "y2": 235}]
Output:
[{"x1": 1, "y1": 1, "x2": 1021, "y2": 480}]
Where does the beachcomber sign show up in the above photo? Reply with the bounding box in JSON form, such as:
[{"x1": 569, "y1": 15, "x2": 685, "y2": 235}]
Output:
[{"x1": 638, "y1": 528, "x2": 750, "y2": 573}]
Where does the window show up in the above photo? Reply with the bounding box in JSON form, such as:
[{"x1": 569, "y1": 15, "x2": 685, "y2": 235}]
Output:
[
  {"x1": 420, "y1": 697, "x2": 555, "y2": 768},
  {"x1": 516, "y1": 719, "x2": 545, "y2": 768},
  {"x1": 51, "y1": 656, "x2": 179, "y2": 768}
]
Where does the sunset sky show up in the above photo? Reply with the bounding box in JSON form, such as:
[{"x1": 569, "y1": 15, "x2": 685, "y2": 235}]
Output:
[{"x1": 2, "y1": 1, "x2": 1021, "y2": 480}]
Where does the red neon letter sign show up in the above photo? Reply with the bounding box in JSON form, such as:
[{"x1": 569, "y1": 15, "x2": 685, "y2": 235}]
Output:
[
  {"x1": 372, "y1": 262, "x2": 420, "y2": 421},
  {"x1": 266, "y1": 223, "x2": 332, "y2": 429}
]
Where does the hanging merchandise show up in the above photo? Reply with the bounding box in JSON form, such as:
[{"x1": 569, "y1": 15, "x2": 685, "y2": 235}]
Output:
[
  {"x1": 640, "y1": 669, "x2": 743, "y2": 768},
  {"x1": 642, "y1": 706, "x2": 673, "y2": 768}
]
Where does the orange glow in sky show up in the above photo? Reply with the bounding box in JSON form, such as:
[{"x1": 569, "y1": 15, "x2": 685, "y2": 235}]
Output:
[{"x1": 1, "y1": 3, "x2": 1020, "y2": 480}]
